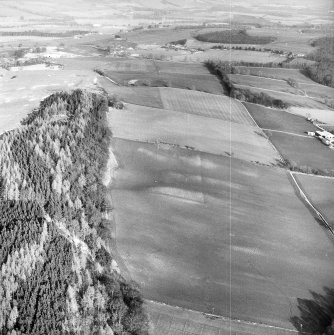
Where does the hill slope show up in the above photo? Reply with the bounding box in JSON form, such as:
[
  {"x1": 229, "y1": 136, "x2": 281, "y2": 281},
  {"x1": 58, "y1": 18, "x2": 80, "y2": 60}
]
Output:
[{"x1": 0, "y1": 90, "x2": 148, "y2": 335}]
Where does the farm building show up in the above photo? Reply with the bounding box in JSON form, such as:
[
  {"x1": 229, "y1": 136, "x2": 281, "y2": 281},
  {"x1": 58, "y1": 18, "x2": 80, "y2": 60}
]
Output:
[{"x1": 315, "y1": 130, "x2": 334, "y2": 146}]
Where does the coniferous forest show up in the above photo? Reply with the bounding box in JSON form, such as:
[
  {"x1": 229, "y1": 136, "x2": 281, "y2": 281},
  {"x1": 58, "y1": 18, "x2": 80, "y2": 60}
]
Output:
[{"x1": 0, "y1": 90, "x2": 148, "y2": 335}]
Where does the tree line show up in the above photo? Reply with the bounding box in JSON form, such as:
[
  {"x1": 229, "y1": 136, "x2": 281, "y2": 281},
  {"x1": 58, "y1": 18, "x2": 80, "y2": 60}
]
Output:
[
  {"x1": 303, "y1": 36, "x2": 334, "y2": 88},
  {"x1": 205, "y1": 60, "x2": 289, "y2": 109},
  {"x1": 195, "y1": 29, "x2": 275, "y2": 44}
]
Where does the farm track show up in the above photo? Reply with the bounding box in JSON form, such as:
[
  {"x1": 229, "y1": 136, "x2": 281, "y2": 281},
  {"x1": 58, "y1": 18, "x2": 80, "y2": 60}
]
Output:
[
  {"x1": 146, "y1": 300, "x2": 302, "y2": 335},
  {"x1": 288, "y1": 172, "x2": 334, "y2": 237},
  {"x1": 262, "y1": 129, "x2": 312, "y2": 138},
  {"x1": 240, "y1": 103, "x2": 285, "y2": 164}
]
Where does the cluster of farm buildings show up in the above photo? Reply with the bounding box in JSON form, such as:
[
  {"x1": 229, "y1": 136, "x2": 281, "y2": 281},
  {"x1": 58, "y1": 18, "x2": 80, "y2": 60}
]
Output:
[{"x1": 308, "y1": 129, "x2": 334, "y2": 148}]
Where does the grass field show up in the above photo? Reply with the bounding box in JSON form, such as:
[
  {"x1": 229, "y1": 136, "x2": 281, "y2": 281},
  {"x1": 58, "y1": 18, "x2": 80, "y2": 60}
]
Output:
[
  {"x1": 294, "y1": 174, "x2": 334, "y2": 230},
  {"x1": 110, "y1": 138, "x2": 334, "y2": 329},
  {"x1": 266, "y1": 132, "x2": 334, "y2": 172},
  {"x1": 244, "y1": 103, "x2": 318, "y2": 135},
  {"x1": 288, "y1": 107, "x2": 334, "y2": 124},
  {"x1": 159, "y1": 88, "x2": 255, "y2": 125},
  {"x1": 108, "y1": 104, "x2": 279, "y2": 164},
  {"x1": 0, "y1": 68, "x2": 96, "y2": 134}
]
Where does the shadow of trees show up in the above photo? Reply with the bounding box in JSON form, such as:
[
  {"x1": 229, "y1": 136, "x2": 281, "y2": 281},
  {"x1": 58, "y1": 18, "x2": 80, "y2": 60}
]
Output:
[{"x1": 290, "y1": 287, "x2": 334, "y2": 334}]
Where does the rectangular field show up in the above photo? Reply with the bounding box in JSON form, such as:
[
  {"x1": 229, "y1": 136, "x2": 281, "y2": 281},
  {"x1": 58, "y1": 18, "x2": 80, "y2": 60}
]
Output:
[
  {"x1": 244, "y1": 103, "x2": 318, "y2": 135},
  {"x1": 159, "y1": 87, "x2": 255, "y2": 125},
  {"x1": 108, "y1": 104, "x2": 280, "y2": 165},
  {"x1": 294, "y1": 174, "x2": 334, "y2": 230},
  {"x1": 266, "y1": 132, "x2": 334, "y2": 173},
  {"x1": 110, "y1": 138, "x2": 334, "y2": 329}
]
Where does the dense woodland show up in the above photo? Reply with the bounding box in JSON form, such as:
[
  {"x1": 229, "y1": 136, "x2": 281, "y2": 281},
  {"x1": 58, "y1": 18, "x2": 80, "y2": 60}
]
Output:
[
  {"x1": 0, "y1": 90, "x2": 148, "y2": 335},
  {"x1": 205, "y1": 60, "x2": 289, "y2": 109},
  {"x1": 195, "y1": 29, "x2": 275, "y2": 44},
  {"x1": 303, "y1": 37, "x2": 334, "y2": 88}
]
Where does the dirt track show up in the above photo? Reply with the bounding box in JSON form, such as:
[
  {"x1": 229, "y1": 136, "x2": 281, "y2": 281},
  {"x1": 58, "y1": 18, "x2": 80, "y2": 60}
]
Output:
[{"x1": 145, "y1": 300, "x2": 300, "y2": 335}]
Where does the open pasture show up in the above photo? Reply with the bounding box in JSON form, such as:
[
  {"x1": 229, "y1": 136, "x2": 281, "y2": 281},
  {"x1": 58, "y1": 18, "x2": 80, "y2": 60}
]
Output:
[
  {"x1": 288, "y1": 107, "x2": 334, "y2": 125},
  {"x1": 266, "y1": 132, "x2": 334, "y2": 173},
  {"x1": 229, "y1": 74, "x2": 301, "y2": 95},
  {"x1": 0, "y1": 68, "x2": 96, "y2": 134},
  {"x1": 108, "y1": 104, "x2": 279, "y2": 164},
  {"x1": 100, "y1": 78, "x2": 164, "y2": 108},
  {"x1": 110, "y1": 138, "x2": 334, "y2": 329},
  {"x1": 294, "y1": 174, "x2": 334, "y2": 230},
  {"x1": 244, "y1": 103, "x2": 318, "y2": 135},
  {"x1": 159, "y1": 87, "x2": 255, "y2": 125}
]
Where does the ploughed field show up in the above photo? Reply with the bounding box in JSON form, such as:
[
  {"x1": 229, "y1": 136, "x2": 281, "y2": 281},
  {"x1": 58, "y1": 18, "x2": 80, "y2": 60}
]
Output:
[
  {"x1": 108, "y1": 102, "x2": 279, "y2": 165},
  {"x1": 100, "y1": 57, "x2": 334, "y2": 331},
  {"x1": 109, "y1": 138, "x2": 334, "y2": 329}
]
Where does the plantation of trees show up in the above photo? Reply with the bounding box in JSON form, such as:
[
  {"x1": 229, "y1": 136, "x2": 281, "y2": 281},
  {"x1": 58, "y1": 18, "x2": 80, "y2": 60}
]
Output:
[
  {"x1": 0, "y1": 90, "x2": 148, "y2": 335},
  {"x1": 205, "y1": 60, "x2": 289, "y2": 109},
  {"x1": 304, "y1": 36, "x2": 334, "y2": 88},
  {"x1": 195, "y1": 29, "x2": 275, "y2": 44}
]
